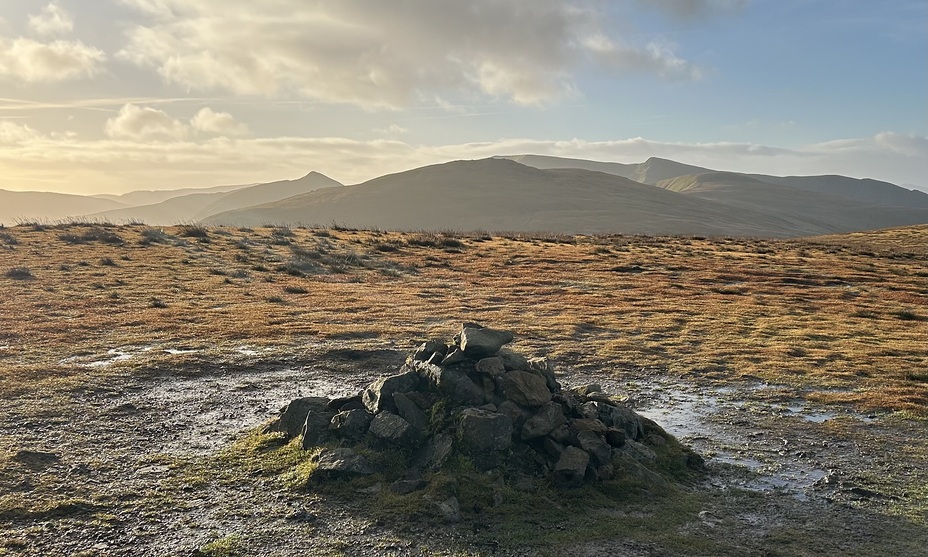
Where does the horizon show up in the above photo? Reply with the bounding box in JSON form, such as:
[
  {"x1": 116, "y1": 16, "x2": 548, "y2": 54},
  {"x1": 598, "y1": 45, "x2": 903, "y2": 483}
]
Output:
[{"x1": 1, "y1": 1, "x2": 926, "y2": 195}]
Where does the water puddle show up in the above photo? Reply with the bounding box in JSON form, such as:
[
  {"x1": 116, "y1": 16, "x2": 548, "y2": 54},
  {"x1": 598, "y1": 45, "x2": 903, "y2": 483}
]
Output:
[{"x1": 563, "y1": 373, "x2": 831, "y2": 498}]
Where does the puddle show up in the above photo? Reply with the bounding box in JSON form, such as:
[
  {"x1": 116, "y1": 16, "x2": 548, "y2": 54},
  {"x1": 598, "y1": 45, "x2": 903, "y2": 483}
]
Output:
[
  {"x1": 563, "y1": 372, "x2": 830, "y2": 498},
  {"x1": 86, "y1": 348, "x2": 135, "y2": 368}
]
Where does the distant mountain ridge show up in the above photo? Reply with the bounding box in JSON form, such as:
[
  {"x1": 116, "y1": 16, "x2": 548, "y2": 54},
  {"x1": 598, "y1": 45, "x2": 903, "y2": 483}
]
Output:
[
  {"x1": 4, "y1": 155, "x2": 927, "y2": 237},
  {"x1": 202, "y1": 158, "x2": 928, "y2": 237},
  {"x1": 87, "y1": 172, "x2": 343, "y2": 225}
]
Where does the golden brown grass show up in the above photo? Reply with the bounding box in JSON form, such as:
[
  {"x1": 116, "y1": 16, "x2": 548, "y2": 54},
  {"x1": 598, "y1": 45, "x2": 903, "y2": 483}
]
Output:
[{"x1": 1, "y1": 223, "x2": 925, "y2": 414}]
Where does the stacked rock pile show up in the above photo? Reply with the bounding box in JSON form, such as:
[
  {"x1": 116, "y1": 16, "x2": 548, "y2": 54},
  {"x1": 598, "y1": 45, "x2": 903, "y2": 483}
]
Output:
[{"x1": 264, "y1": 324, "x2": 703, "y2": 491}]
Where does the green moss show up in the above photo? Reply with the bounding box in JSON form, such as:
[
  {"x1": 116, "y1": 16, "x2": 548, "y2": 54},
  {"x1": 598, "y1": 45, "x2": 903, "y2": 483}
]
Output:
[{"x1": 198, "y1": 535, "x2": 245, "y2": 557}]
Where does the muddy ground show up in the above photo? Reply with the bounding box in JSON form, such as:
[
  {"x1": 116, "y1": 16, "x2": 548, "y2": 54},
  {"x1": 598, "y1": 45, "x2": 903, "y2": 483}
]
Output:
[{"x1": 1, "y1": 343, "x2": 926, "y2": 556}]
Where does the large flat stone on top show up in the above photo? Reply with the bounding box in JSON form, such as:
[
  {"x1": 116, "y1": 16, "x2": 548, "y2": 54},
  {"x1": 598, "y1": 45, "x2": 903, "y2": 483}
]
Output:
[
  {"x1": 362, "y1": 370, "x2": 420, "y2": 414},
  {"x1": 459, "y1": 327, "x2": 514, "y2": 359}
]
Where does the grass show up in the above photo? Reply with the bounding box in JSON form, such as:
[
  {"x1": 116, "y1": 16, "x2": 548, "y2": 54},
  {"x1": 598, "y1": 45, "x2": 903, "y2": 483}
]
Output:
[{"x1": 0, "y1": 223, "x2": 924, "y2": 415}]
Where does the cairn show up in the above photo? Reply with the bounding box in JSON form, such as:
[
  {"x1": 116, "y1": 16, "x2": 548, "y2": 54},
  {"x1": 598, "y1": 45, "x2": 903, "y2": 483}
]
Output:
[{"x1": 264, "y1": 324, "x2": 703, "y2": 493}]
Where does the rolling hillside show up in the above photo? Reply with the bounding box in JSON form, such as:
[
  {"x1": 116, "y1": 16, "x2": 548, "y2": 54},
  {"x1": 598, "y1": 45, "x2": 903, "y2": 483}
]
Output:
[
  {"x1": 0, "y1": 190, "x2": 128, "y2": 226},
  {"x1": 204, "y1": 158, "x2": 817, "y2": 236},
  {"x1": 90, "y1": 172, "x2": 343, "y2": 225}
]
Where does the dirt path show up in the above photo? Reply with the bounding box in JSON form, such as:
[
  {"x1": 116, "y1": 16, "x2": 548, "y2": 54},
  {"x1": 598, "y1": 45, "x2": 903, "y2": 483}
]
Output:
[{"x1": 1, "y1": 347, "x2": 926, "y2": 556}]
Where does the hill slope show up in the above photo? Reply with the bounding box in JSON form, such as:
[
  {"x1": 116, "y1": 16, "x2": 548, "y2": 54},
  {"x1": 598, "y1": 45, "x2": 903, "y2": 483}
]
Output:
[
  {"x1": 502, "y1": 155, "x2": 710, "y2": 185},
  {"x1": 90, "y1": 172, "x2": 343, "y2": 225},
  {"x1": 92, "y1": 183, "x2": 253, "y2": 206},
  {"x1": 0, "y1": 190, "x2": 127, "y2": 226},
  {"x1": 656, "y1": 173, "x2": 928, "y2": 235},
  {"x1": 204, "y1": 158, "x2": 814, "y2": 236}
]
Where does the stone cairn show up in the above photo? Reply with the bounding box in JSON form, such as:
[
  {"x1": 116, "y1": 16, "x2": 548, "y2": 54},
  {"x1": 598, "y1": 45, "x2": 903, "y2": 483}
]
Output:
[{"x1": 264, "y1": 324, "x2": 703, "y2": 495}]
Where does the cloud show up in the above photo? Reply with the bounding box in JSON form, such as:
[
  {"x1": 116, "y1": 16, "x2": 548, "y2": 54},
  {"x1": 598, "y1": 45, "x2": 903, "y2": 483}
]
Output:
[
  {"x1": 638, "y1": 0, "x2": 748, "y2": 20},
  {"x1": 190, "y1": 107, "x2": 248, "y2": 136},
  {"x1": 29, "y1": 2, "x2": 75, "y2": 37},
  {"x1": 104, "y1": 104, "x2": 188, "y2": 140},
  {"x1": 0, "y1": 121, "x2": 42, "y2": 144},
  {"x1": 117, "y1": 0, "x2": 709, "y2": 108},
  {"x1": 0, "y1": 37, "x2": 105, "y2": 83}
]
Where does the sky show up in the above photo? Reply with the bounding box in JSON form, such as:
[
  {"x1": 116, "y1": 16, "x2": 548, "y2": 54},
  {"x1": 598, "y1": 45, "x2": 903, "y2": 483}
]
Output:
[{"x1": 0, "y1": 0, "x2": 926, "y2": 195}]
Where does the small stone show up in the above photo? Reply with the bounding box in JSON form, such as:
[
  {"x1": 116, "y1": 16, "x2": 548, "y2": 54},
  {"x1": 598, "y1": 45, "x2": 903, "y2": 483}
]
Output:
[
  {"x1": 264, "y1": 397, "x2": 329, "y2": 439},
  {"x1": 497, "y1": 348, "x2": 530, "y2": 371},
  {"x1": 414, "y1": 361, "x2": 484, "y2": 406},
  {"x1": 369, "y1": 412, "x2": 418, "y2": 446},
  {"x1": 390, "y1": 479, "x2": 427, "y2": 495},
  {"x1": 302, "y1": 408, "x2": 337, "y2": 450},
  {"x1": 420, "y1": 433, "x2": 453, "y2": 471},
  {"x1": 440, "y1": 348, "x2": 466, "y2": 366},
  {"x1": 554, "y1": 446, "x2": 590, "y2": 489},
  {"x1": 314, "y1": 448, "x2": 376, "y2": 476},
  {"x1": 576, "y1": 430, "x2": 612, "y2": 465},
  {"x1": 413, "y1": 340, "x2": 447, "y2": 362},
  {"x1": 329, "y1": 409, "x2": 373, "y2": 441},
  {"x1": 475, "y1": 357, "x2": 506, "y2": 376},
  {"x1": 528, "y1": 357, "x2": 559, "y2": 391},
  {"x1": 435, "y1": 496, "x2": 462, "y2": 524},
  {"x1": 394, "y1": 392, "x2": 429, "y2": 432},
  {"x1": 362, "y1": 371, "x2": 420, "y2": 414},
  {"x1": 521, "y1": 402, "x2": 566, "y2": 440}
]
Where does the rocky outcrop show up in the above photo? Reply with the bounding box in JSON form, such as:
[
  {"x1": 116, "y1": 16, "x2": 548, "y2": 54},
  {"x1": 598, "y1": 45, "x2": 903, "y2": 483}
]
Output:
[{"x1": 263, "y1": 323, "x2": 703, "y2": 491}]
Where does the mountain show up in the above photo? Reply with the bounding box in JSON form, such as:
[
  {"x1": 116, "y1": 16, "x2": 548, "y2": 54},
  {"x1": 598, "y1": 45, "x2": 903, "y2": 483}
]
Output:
[
  {"x1": 746, "y1": 174, "x2": 928, "y2": 208},
  {"x1": 501, "y1": 155, "x2": 711, "y2": 184},
  {"x1": 89, "y1": 172, "x2": 343, "y2": 224},
  {"x1": 203, "y1": 158, "x2": 830, "y2": 237},
  {"x1": 0, "y1": 190, "x2": 128, "y2": 226},
  {"x1": 92, "y1": 183, "x2": 253, "y2": 206},
  {"x1": 656, "y1": 173, "x2": 928, "y2": 235}
]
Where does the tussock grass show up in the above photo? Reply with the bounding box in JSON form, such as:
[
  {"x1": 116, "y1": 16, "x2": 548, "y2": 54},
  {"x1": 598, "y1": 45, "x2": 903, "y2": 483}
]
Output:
[{"x1": 0, "y1": 223, "x2": 925, "y2": 414}]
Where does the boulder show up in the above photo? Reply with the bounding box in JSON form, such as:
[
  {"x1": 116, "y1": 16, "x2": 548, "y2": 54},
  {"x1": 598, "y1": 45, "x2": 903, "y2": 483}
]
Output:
[
  {"x1": 329, "y1": 409, "x2": 373, "y2": 441},
  {"x1": 440, "y1": 348, "x2": 466, "y2": 366},
  {"x1": 419, "y1": 433, "x2": 454, "y2": 471},
  {"x1": 435, "y1": 496, "x2": 462, "y2": 524},
  {"x1": 475, "y1": 357, "x2": 506, "y2": 376},
  {"x1": 554, "y1": 446, "x2": 590, "y2": 489},
  {"x1": 459, "y1": 327, "x2": 514, "y2": 358},
  {"x1": 576, "y1": 430, "x2": 612, "y2": 466},
  {"x1": 362, "y1": 371, "x2": 420, "y2": 414},
  {"x1": 415, "y1": 361, "x2": 484, "y2": 406},
  {"x1": 393, "y1": 392, "x2": 429, "y2": 432},
  {"x1": 302, "y1": 408, "x2": 337, "y2": 450},
  {"x1": 369, "y1": 412, "x2": 418, "y2": 446},
  {"x1": 521, "y1": 402, "x2": 566, "y2": 440},
  {"x1": 413, "y1": 340, "x2": 447, "y2": 362},
  {"x1": 458, "y1": 408, "x2": 513, "y2": 453},
  {"x1": 314, "y1": 448, "x2": 376, "y2": 477},
  {"x1": 498, "y1": 370, "x2": 551, "y2": 407},
  {"x1": 497, "y1": 348, "x2": 530, "y2": 371},
  {"x1": 264, "y1": 397, "x2": 329, "y2": 439}
]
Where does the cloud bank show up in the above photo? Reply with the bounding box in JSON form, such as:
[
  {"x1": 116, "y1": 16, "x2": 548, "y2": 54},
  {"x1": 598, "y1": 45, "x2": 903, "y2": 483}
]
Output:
[{"x1": 117, "y1": 0, "x2": 713, "y2": 108}]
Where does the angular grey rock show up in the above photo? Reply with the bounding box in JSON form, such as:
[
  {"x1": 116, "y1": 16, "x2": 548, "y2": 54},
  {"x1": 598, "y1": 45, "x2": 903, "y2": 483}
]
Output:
[
  {"x1": 302, "y1": 408, "x2": 337, "y2": 450},
  {"x1": 369, "y1": 412, "x2": 417, "y2": 446},
  {"x1": 541, "y1": 436, "x2": 565, "y2": 459},
  {"x1": 597, "y1": 402, "x2": 644, "y2": 441},
  {"x1": 362, "y1": 371, "x2": 419, "y2": 414},
  {"x1": 497, "y1": 348, "x2": 529, "y2": 371},
  {"x1": 435, "y1": 496, "x2": 462, "y2": 524},
  {"x1": 570, "y1": 417, "x2": 608, "y2": 435},
  {"x1": 498, "y1": 370, "x2": 552, "y2": 407},
  {"x1": 264, "y1": 397, "x2": 329, "y2": 439},
  {"x1": 314, "y1": 448, "x2": 376, "y2": 476},
  {"x1": 548, "y1": 423, "x2": 573, "y2": 445},
  {"x1": 440, "y1": 347, "x2": 466, "y2": 366},
  {"x1": 521, "y1": 401, "x2": 566, "y2": 440},
  {"x1": 576, "y1": 430, "x2": 613, "y2": 466},
  {"x1": 605, "y1": 427, "x2": 627, "y2": 447},
  {"x1": 413, "y1": 340, "x2": 447, "y2": 362},
  {"x1": 498, "y1": 400, "x2": 525, "y2": 424},
  {"x1": 329, "y1": 409, "x2": 373, "y2": 441},
  {"x1": 622, "y1": 440, "x2": 657, "y2": 463},
  {"x1": 475, "y1": 357, "x2": 506, "y2": 376},
  {"x1": 458, "y1": 408, "x2": 513, "y2": 453},
  {"x1": 393, "y1": 392, "x2": 429, "y2": 432},
  {"x1": 459, "y1": 327, "x2": 514, "y2": 358},
  {"x1": 554, "y1": 446, "x2": 590, "y2": 488},
  {"x1": 414, "y1": 361, "x2": 484, "y2": 406},
  {"x1": 421, "y1": 433, "x2": 453, "y2": 471},
  {"x1": 426, "y1": 351, "x2": 445, "y2": 366},
  {"x1": 390, "y1": 479, "x2": 427, "y2": 495}
]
